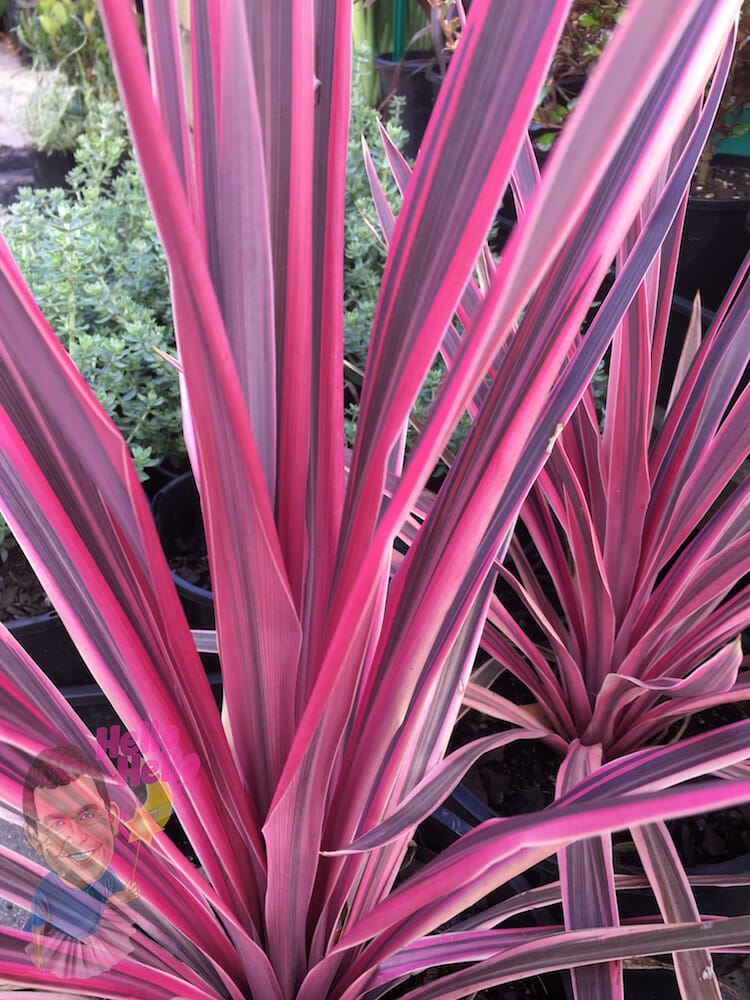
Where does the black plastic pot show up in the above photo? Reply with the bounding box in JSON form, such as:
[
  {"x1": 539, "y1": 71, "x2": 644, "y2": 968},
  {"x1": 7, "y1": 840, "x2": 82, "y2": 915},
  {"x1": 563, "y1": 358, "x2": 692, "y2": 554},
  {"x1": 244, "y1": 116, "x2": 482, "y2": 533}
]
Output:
[
  {"x1": 373, "y1": 51, "x2": 435, "y2": 159},
  {"x1": 5, "y1": 609, "x2": 101, "y2": 705},
  {"x1": 151, "y1": 472, "x2": 214, "y2": 629},
  {"x1": 2, "y1": 0, "x2": 37, "y2": 33},
  {"x1": 425, "y1": 63, "x2": 445, "y2": 103},
  {"x1": 675, "y1": 193, "x2": 750, "y2": 314},
  {"x1": 0, "y1": 147, "x2": 75, "y2": 207}
]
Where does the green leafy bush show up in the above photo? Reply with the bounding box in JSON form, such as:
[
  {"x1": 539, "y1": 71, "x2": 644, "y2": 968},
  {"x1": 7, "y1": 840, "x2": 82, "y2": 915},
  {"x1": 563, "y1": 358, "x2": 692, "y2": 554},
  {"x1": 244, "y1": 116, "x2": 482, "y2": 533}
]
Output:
[{"x1": 0, "y1": 102, "x2": 183, "y2": 562}]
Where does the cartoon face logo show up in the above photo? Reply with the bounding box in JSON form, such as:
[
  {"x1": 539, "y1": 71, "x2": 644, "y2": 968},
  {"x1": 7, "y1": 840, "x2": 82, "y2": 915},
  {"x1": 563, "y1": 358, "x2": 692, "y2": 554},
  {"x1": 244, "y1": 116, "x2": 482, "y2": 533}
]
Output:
[{"x1": 25, "y1": 774, "x2": 120, "y2": 889}]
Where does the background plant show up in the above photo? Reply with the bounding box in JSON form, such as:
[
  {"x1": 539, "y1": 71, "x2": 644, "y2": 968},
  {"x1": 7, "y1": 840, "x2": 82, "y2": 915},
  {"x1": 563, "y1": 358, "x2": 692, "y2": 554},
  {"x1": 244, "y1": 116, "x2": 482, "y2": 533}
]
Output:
[
  {"x1": 533, "y1": 0, "x2": 629, "y2": 151},
  {"x1": 694, "y1": 0, "x2": 750, "y2": 186},
  {"x1": 0, "y1": 2, "x2": 748, "y2": 999},
  {"x1": 15, "y1": 0, "x2": 130, "y2": 151},
  {"x1": 4, "y1": 102, "x2": 182, "y2": 477},
  {"x1": 352, "y1": 0, "x2": 434, "y2": 105}
]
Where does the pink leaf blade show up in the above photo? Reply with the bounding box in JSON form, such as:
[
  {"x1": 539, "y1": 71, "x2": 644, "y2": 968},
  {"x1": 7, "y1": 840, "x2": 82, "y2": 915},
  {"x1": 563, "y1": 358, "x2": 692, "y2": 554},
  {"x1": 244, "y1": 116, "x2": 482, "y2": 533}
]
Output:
[
  {"x1": 143, "y1": 1, "x2": 196, "y2": 211},
  {"x1": 631, "y1": 823, "x2": 721, "y2": 999},
  {"x1": 190, "y1": 0, "x2": 221, "y2": 278},
  {"x1": 327, "y1": 730, "x2": 543, "y2": 856},
  {"x1": 303, "y1": 0, "x2": 351, "y2": 659},
  {"x1": 601, "y1": 283, "x2": 652, "y2": 618},
  {"x1": 246, "y1": 0, "x2": 316, "y2": 609},
  {"x1": 333, "y1": 779, "x2": 750, "y2": 994},
  {"x1": 99, "y1": 2, "x2": 304, "y2": 811},
  {"x1": 216, "y1": 0, "x2": 278, "y2": 496},
  {"x1": 461, "y1": 682, "x2": 567, "y2": 749},
  {"x1": 335, "y1": 0, "x2": 572, "y2": 621},
  {"x1": 0, "y1": 234, "x2": 268, "y2": 927},
  {"x1": 666, "y1": 293, "x2": 704, "y2": 412},
  {"x1": 557, "y1": 743, "x2": 622, "y2": 1000},
  {"x1": 0, "y1": 634, "x2": 264, "y2": 996},
  {"x1": 384, "y1": 919, "x2": 750, "y2": 1000}
]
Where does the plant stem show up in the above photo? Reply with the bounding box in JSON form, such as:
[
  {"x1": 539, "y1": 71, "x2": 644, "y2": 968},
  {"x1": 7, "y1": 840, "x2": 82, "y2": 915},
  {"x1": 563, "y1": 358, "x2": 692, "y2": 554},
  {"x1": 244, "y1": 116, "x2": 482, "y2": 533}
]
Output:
[{"x1": 393, "y1": 0, "x2": 406, "y2": 60}]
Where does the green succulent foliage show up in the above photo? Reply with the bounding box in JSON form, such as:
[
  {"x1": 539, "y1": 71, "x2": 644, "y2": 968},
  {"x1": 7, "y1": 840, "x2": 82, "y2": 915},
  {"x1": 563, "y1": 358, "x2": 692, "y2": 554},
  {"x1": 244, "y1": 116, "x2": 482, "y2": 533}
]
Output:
[{"x1": 4, "y1": 102, "x2": 183, "y2": 490}]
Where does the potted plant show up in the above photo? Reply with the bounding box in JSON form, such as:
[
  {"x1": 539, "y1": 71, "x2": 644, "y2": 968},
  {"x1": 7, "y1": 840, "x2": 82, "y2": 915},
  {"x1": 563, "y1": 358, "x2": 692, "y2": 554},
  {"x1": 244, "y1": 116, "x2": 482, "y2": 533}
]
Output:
[
  {"x1": 0, "y1": 2, "x2": 749, "y2": 998},
  {"x1": 672, "y1": 1, "x2": 750, "y2": 318},
  {"x1": 10, "y1": 0, "x2": 119, "y2": 149},
  {"x1": 355, "y1": 0, "x2": 437, "y2": 156},
  {"x1": 367, "y1": 97, "x2": 750, "y2": 991}
]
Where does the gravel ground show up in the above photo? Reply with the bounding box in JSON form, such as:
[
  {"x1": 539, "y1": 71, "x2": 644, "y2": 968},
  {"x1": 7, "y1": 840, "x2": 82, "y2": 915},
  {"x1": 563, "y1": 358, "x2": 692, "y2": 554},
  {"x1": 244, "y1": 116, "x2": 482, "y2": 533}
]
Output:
[{"x1": 0, "y1": 815, "x2": 35, "y2": 929}]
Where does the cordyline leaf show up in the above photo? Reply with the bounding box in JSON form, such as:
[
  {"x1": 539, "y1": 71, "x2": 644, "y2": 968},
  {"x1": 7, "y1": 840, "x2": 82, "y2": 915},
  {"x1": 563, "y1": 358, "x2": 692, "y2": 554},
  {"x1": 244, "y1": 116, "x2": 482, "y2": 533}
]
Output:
[
  {"x1": 0, "y1": 2, "x2": 746, "y2": 998},
  {"x1": 144, "y1": 0, "x2": 202, "y2": 482},
  {"x1": 489, "y1": 574, "x2": 588, "y2": 732},
  {"x1": 397, "y1": 919, "x2": 750, "y2": 1000},
  {"x1": 244, "y1": 0, "x2": 315, "y2": 608},
  {"x1": 326, "y1": 729, "x2": 542, "y2": 855},
  {"x1": 557, "y1": 742, "x2": 621, "y2": 1000},
  {"x1": 0, "y1": 628, "x2": 264, "y2": 998},
  {"x1": 601, "y1": 245, "x2": 652, "y2": 622},
  {"x1": 487, "y1": 29, "x2": 739, "y2": 752},
  {"x1": 561, "y1": 474, "x2": 616, "y2": 694},
  {"x1": 667, "y1": 293, "x2": 704, "y2": 412},
  {"x1": 0, "y1": 940, "x2": 232, "y2": 1000},
  {"x1": 266, "y1": 1, "x2": 572, "y2": 987},
  {"x1": 363, "y1": 926, "x2": 556, "y2": 998},
  {"x1": 608, "y1": 677, "x2": 750, "y2": 758},
  {"x1": 624, "y1": 638, "x2": 742, "y2": 698},
  {"x1": 372, "y1": 121, "x2": 491, "y2": 331},
  {"x1": 619, "y1": 476, "x2": 750, "y2": 661},
  {"x1": 190, "y1": 0, "x2": 221, "y2": 278},
  {"x1": 556, "y1": 718, "x2": 750, "y2": 806},
  {"x1": 0, "y1": 237, "x2": 264, "y2": 929},
  {"x1": 330, "y1": 9, "x2": 737, "y2": 888},
  {"x1": 515, "y1": 483, "x2": 587, "y2": 662},
  {"x1": 310, "y1": 575, "x2": 499, "y2": 968},
  {"x1": 461, "y1": 681, "x2": 567, "y2": 747},
  {"x1": 640, "y1": 276, "x2": 750, "y2": 587},
  {"x1": 331, "y1": 0, "x2": 571, "y2": 626},
  {"x1": 297, "y1": 0, "x2": 351, "y2": 707},
  {"x1": 279, "y1": 21, "x2": 736, "y2": 928},
  {"x1": 100, "y1": 0, "x2": 303, "y2": 816},
  {"x1": 181, "y1": 0, "x2": 280, "y2": 497},
  {"x1": 215, "y1": 0, "x2": 278, "y2": 497},
  {"x1": 332, "y1": 779, "x2": 750, "y2": 999},
  {"x1": 632, "y1": 823, "x2": 721, "y2": 1000},
  {"x1": 142, "y1": 2, "x2": 194, "y2": 205},
  {"x1": 340, "y1": 716, "x2": 750, "y2": 979}
]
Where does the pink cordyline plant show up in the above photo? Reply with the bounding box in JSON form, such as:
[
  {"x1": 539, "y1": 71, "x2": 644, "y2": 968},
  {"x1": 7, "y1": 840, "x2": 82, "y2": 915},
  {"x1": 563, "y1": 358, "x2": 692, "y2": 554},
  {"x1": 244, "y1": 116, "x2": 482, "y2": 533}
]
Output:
[
  {"x1": 361, "y1": 15, "x2": 750, "y2": 993},
  {"x1": 0, "y1": 1, "x2": 749, "y2": 998}
]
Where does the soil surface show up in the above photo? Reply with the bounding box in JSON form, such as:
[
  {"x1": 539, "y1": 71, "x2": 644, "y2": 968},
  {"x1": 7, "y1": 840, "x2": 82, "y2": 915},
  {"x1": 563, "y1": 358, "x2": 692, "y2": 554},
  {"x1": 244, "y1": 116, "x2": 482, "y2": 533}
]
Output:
[
  {"x1": 167, "y1": 527, "x2": 211, "y2": 592},
  {"x1": 691, "y1": 161, "x2": 750, "y2": 200},
  {"x1": 0, "y1": 546, "x2": 50, "y2": 621}
]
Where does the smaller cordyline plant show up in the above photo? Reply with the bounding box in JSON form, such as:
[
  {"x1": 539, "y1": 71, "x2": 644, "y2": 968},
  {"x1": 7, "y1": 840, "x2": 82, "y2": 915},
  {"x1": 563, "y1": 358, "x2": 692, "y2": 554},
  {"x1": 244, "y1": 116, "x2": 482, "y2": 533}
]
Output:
[{"x1": 0, "y1": 2, "x2": 750, "y2": 999}]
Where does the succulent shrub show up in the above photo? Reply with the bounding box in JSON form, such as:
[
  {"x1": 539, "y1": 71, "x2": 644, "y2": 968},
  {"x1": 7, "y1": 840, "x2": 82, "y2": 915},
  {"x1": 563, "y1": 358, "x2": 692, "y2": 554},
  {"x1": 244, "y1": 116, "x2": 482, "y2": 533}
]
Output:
[{"x1": 4, "y1": 102, "x2": 183, "y2": 480}]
